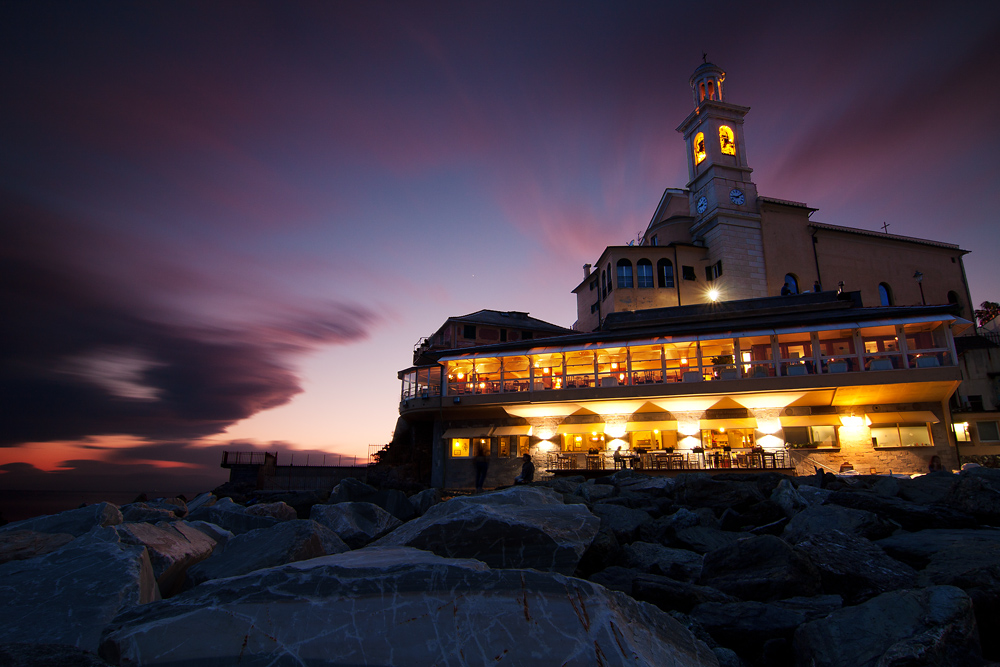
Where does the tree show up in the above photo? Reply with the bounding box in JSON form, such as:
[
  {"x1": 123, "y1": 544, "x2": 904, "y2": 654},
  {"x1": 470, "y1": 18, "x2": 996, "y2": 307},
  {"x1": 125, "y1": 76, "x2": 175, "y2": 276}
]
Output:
[{"x1": 974, "y1": 301, "x2": 1000, "y2": 328}]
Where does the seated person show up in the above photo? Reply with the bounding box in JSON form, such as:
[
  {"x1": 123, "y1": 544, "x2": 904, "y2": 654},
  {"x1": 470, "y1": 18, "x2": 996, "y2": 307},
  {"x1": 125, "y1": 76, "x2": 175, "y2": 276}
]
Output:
[{"x1": 514, "y1": 453, "x2": 535, "y2": 484}]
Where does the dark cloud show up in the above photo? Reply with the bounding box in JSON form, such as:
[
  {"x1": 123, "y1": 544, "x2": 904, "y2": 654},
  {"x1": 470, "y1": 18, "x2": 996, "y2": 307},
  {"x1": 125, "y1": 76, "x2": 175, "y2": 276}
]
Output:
[{"x1": 0, "y1": 195, "x2": 376, "y2": 447}]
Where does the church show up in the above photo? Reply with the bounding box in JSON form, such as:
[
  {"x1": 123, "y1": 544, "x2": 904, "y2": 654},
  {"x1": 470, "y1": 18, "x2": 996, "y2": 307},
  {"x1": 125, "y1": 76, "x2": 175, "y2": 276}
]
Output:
[{"x1": 395, "y1": 62, "x2": 976, "y2": 489}]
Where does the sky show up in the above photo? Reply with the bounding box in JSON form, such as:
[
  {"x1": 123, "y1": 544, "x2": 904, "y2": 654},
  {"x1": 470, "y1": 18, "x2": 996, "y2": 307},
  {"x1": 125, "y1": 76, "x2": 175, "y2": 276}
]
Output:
[{"x1": 2, "y1": 1, "x2": 999, "y2": 499}]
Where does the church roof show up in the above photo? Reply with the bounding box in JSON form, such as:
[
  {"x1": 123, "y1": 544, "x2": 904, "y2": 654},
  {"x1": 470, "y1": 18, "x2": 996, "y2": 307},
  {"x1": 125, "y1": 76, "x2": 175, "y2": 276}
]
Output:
[
  {"x1": 447, "y1": 310, "x2": 572, "y2": 333},
  {"x1": 809, "y1": 222, "x2": 968, "y2": 252}
]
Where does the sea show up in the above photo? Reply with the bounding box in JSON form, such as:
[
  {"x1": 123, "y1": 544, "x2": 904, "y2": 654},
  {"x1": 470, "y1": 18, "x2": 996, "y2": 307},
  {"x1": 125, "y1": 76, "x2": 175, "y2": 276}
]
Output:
[{"x1": 0, "y1": 489, "x2": 201, "y2": 523}]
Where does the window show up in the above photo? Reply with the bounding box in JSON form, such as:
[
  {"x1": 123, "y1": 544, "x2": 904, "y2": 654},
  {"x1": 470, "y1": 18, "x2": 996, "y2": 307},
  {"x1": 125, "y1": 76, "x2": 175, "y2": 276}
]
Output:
[
  {"x1": 879, "y1": 283, "x2": 893, "y2": 306},
  {"x1": 784, "y1": 426, "x2": 838, "y2": 447},
  {"x1": 637, "y1": 259, "x2": 653, "y2": 288},
  {"x1": 871, "y1": 424, "x2": 932, "y2": 447},
  {"x1": 706, "y1": 260, "x2": 723, "y2": 282},
  {"x1": 463, "y1": 325, "x2": 476, "y2": 339},
  {"x1": 601, "y1": 270, "x2": 607, "y2": 299},
  {"x1": 954, "y1": 422, "x2": 971, "y2": 442},
  {"x1": 589, "y1": 278, "x2": 597, "y2": 291},
  {"x1": 694, "y1": 132, "x2": 706, "y2": 165},
  {"x1": 522, "y1": 331, "x2": 533, "y2": 340},
  {"x1": 500, "y1": 329, "x2": 507, "y2": 342},
  {"x1": 617, "y1": 259, "x2": 633, "y2": 288},
  {"x1": 451, "y1": 438, "x2": 470, "y2": 457},
  {"x1": 591, "y1": 302, "x2": 598, "y2": 314},
  {"x1": 499, "y1": 435, "x2": 528, "y2": 457},
  {"x1": 682, "y1": 265, "x2": 697, "y2": 281},
  {"x1": 783, "y1": 274, "x2": 799, "y2": 295},
  {"x1": 979, "y1": 421, "x2": 1000, "y2": 442},
  {"x1": 657, "y1": 259, "x2": 675, "y2": 288},
  {"x1": 719, "y1": 126, "x2": 735, "y2": 155},
  {"x1": 650, "y1": 235, "x2": 658, "y2": 246},
  {"x1": 606, "y1": 263, "x2": 613, "y2": 294}
]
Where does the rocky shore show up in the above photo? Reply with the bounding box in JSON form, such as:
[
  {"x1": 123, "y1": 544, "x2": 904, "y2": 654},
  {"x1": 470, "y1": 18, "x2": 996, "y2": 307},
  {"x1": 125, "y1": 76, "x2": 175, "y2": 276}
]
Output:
[{"x1": 1, "y1": 467, "x2": 999, "y2": 666}]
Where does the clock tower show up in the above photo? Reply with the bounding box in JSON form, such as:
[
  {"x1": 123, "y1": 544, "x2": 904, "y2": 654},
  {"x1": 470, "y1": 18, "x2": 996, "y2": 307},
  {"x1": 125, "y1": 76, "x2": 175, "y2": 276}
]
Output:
[{"x1": 676, "y1": 61, "x2": 767, "y2": 299}]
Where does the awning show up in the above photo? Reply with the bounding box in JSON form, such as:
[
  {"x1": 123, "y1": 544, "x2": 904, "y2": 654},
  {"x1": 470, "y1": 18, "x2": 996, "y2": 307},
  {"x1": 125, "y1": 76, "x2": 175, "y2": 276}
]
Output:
[
  {"x1": 626, "y1": 420, "x2": 677, "y2": 432},
  {"x1": 492, "y1": 425, "x2": 533, "y2": 436},
  {"x1": 780, "y1": 415, "x2": 844, "y2": 427},
  {"x1": 866, "y1": 411, "x2": 939, "y2": 425},
  {"x1": 556, "y1": 423, "x2": 606, "y2": 435},
  {"x1": 442, "y1": 427, "x2": 494, "y2": 439},
  {"x1": 699, "y1": 418, "x2": 758, "y2": 430}
]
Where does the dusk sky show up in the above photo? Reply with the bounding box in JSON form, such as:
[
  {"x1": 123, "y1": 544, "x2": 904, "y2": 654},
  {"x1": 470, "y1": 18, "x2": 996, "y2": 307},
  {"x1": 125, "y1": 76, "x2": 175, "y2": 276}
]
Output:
[{"x1": 2, "y1": 2, "x2": 999, "y2": 499}]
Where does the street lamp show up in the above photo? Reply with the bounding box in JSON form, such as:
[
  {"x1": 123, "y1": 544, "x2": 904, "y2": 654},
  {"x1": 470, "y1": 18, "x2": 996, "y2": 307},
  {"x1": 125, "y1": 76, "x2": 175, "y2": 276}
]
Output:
[{"x1": 913, "y1": 270, "x2": 926, "y2": 305}]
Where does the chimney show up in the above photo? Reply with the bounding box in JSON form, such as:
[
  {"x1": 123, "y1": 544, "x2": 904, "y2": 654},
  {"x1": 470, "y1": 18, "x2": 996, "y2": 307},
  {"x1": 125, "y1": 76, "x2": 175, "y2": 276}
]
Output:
[{"x1": 583, "y1": 264, "x2": 592, "y2": 278}]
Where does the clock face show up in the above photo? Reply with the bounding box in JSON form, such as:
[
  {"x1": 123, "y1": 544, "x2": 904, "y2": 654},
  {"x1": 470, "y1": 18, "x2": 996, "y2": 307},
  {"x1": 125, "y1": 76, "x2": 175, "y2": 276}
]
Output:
[
  {"x1": 730, "y1": 189, "x2": 745, "y2": 205},
  {"x1": 696, "y1": 196, "x2": 708, "y2": 214}
]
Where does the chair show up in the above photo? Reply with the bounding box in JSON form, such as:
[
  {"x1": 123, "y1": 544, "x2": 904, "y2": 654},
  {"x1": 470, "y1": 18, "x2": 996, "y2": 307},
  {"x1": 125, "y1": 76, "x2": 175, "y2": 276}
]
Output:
[
  {"x1": 786, "y1": 364, "x2": 808, "y2": 376},
  {"x1": 828, "y1": 360, "x2": 849, "y2": 373},
  {"x1": 915, "y1": 356, "x2": 940, "y2": 368},
  {"x1": 752, "y1": 366, "x2": 769, "y2": 378},
  {"x1": 682, "y1": 370, "x2": 703, "y2": 382},
  {"x1": 720, "y1": 369, "x2": 739, "y2": 380},
  {"x1": 601, "y1": 376, "x2": 618, "y2": 387},
  {"x1": 869, "y1": 358, "x2": 893, "y2": 371}
]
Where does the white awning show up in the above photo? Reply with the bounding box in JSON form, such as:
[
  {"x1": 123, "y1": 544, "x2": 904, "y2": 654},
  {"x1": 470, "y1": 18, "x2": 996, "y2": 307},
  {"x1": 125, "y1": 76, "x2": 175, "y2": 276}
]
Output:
[
  {"x1": 442, "y1": 427, "x2": 494, "y2": 439},
  {"x1": 626, "y1": 420, "x2": 677, "y2": 432},
  {"x1": 866, "y1": 411, "x2": 939, "y2": 425},
  {"x1": 699, "y1": 418, "x2": 758, "y2": 430},
  {"x1": 780, "y1": 415, "x2": 843, "y2": 427},
  {"x1": 492, "y1": 425, "x2": 533, "y2": 436},
  {"x1": 556, "y1": 423, "x2": 606, "y2": 435}
]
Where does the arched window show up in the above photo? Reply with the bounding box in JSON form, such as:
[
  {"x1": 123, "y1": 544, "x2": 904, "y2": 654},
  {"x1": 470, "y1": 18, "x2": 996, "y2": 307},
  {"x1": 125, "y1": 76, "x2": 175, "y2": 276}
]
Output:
[
  {"x1": 606, "y1": 263, "x2": 612, "y2": 292},
  {"x1": 719, "y1": 126, "x2": 735, "y2": 155},
  {"x1": 693, "y1": 132, "x2": 706, "y2": 165},
  {"x1": 601, "y1": 270, "x2": 607, "y2": 299},
  {"x1": 783, "y1": 274, "x2": 799, "y2": 295},
  {"x1": 616, "y1": 259, "x2": 633, "y2": 288},
  {"x1": 879, "y1": 283, "x2": 893, "y2": 306},
  {"x1": 636, "y1": 259, "x2": 653, "y2": 288},
  {"x1": 657, "y1": 259, "x2": 674, "y2": 288}
]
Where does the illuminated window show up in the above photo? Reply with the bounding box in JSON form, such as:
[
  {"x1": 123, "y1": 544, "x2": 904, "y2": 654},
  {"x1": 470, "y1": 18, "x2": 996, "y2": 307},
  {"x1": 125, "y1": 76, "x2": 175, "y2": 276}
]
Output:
[
  {"x1": 637, "y1": 259, "x2": 653, "y2": 288},
  {"x1": 451, "y1": 438, "x2": 470, "y2": 457},
  {"x1": 954, "y1": 423, "x2": 971, "y2": 442},
  {"x1": 719, "y1": 126, "x2": 735, "y2": 155},
  {"x1": 617, "y1": 259, "x2": 633, "y2": 288},
  {"x1": 657, "y1": 259, "x2": 674, "y2": 288},
  {"x1": 694, "y1": 132, "x2": 706, "y2": 164}
]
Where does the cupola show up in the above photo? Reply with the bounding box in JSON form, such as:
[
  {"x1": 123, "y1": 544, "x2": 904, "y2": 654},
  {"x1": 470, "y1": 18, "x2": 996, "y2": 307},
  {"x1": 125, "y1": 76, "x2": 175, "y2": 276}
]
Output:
[{"x1": 689, "y1": 60, "x2": 726, "y2": 107}]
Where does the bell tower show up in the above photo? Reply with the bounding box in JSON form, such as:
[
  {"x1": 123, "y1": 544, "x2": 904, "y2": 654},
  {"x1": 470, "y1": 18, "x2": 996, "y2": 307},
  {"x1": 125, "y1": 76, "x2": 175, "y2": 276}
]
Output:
[{"x1": 676, "y1": 60, "x2": 766, "y2": 300}]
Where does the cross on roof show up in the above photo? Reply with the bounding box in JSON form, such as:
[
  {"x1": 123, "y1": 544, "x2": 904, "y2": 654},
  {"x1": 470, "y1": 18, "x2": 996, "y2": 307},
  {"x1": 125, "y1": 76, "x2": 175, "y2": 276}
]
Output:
[
  {"x1": 881, "y1": 221, "x2": 891, "y2": 233},
  {"x1": 702, "y1": 52, "x2": 708, "y2": 63}
]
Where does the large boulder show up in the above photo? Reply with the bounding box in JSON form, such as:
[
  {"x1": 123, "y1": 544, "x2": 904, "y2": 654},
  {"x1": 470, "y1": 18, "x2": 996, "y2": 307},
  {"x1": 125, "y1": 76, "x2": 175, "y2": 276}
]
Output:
[
  {"x1": 824, "y1": 489, "x2": 977, "y2": 531},
  {"x1": 309, "y1": 502, "x2": 402, "y2": 548},
  {"x1": 0, "y1": 527, "x2": 158, "y2": 651},
  {"x1": 0, "y1": 530, "x2": 75, "y2": 564},
  {"x1": 120, "y1": 503, "x2": 177, "y2": 524},
  {"x1": 770, "y1": 479, "x2": 809, "y2": 517},
  {"x1": 328, "y1": 477, "x2": 378, "y2": 503},
  {"x1": 0, "y1": 643, "x2": 112, "y2": 666},
  {"x1": 373, "y1": 486, "x2": 599, "y2": 574},
  {"x1": 590, "y1": 503, "x2": 653, "y2": 543},
  {"x1": 620, "y1": 542, "x2": 703, "y2": 582},
  {"x1": 186, "y1": 519, "x2": 349, "y2": 586},
  {"x1": 794, "y1": 530, "x2": 917, "y2": 604},
  {"x1": 876, "y1": 528, "x2": 1000, "y2": 569},
  {"x1": 245, "y1": 501, "x2": 298, "y2": 522},
  {"x1": 186, "y1": 501, "x2": 279, "y2": 535},
  {"x1": 100, "y1": 547, "x2": 719, "y2": 666},
  {"x1": 0, "y1": 502, "x2": 122, "y2": 537},
  {"x1": 793, "y1": 586, "x2": 983, "y2": 667},
  {"x1": 185, "y1": 521, "x2": 235, "y2": 547},
  {"x1": 942, "y1": 468, "x2": 1000, "y2": 525},
  {"x1": 896, "y1": 472, "x2": 956, "y2": 505},
  {"x1": 248, "y1": 490, "x2": 325, "y2": 519},
  {"x1": 115, "y1": 521, "x2": 218, "y2": 596},
  {"x1": 672, "y1": 526, "x2": 742, "y2": 554},
  {"x1": 632, "y1": 574, "x2": 738, "y2": 613},
  {"x1": 673, "y1": 474, "x2": 765, "y2": 513},
  {"x1": 185, "y1": 492, "x2": 216, "y2": 513},
  {"x1": 699, "y1": 535, "x2": 821, "y2": 601},
  {"x1": 408, "y1": 487, "x2": 443, "y2": 516},
  {"x1": 782, "y1": 503, "x2": 895, "y2": 544}
]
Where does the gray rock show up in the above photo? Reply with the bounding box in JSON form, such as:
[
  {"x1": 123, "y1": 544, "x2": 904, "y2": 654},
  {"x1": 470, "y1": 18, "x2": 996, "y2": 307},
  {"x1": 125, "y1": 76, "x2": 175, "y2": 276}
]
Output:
[
  {"x1": 943, "y1": 468, "x2": 1000, "y2": 524},
  {"x1": 120, "y1": 503, "x2": 177, "y2": 524},
  {"x1": 373, "y1": 486, "x2": 599, "y2": 574},
  {"x1": 115, "y1": 521, "x2": 217, "y2": 596},
  {"x1": 633, "y1": 573, "x2": 738, "y2": 612},
  {"x1": 782, "y1": 503, "x2": 895, "y2": 544},
  {"x1": 0, "y1": 643, "x2": 112, "y2": 666},
  {"x1": 185, "y1": 492, "x2": 216, "y2": 512},
  {"x1": 101, "y1": 547, "x2": 721, "y2": 667},
  {"x1": 621, "y1": 542, "x2": 703, "y2": 581},
  {"x1": 673, "y1": 473, "x2": 764, "y2": 512},
  {"x1": 795, "y1": 484, "x2": 832, "y2": 505},
  {"x1": 590, "y1": 503, "x2": 652, "y2": 543},
  {"x1": 640, "y1": 507, "x2": 703, "y2": 544},
  {"x1": 771, "y1": 478, "x2": 808, "y2": 517},
  {"x1": 825, "y1": 489, "x2": 977, "y2": 531},
  {"x1": 185, "y1": 521, "x2": 235, "y2": 547},
  {"x1": 309, "y1": 502, "x2": 402, "y2": 548},
  {"x1": 245, "y1": 501, "x2": 297, "y2": 522},
  {"x1": 588, "y1": 565, "x2": 642, "y2": 594},
  {"x1": 872, "y1": 476, "x2": 900, "y2": 498},
  {"x1": 186, "y1": 519, "x2": 348, "y2": 586},
  {"x1": 795, "y1": 530, "x2": 917, "y2": 603},
  {"x1": 577, "y1": 527, "x2": 621, "y2": 576},
  {"x1": 615, "y1": 474, "x2": 674, "y2": 494},
  {"x1": 249, "y1": 490, "x2": 325, "y2": 518},
  {"x1": 408, "y1": 487, "x2": 442, "y2": 516},
  {"x1": 0, "y1": 530, "x2": 75, "y2": 564},
  {"x1": 673, "y1": 526, "x2": 742, "y2": 554},
  {"x1": 876, "y1": 528, "x2": 1000, "y2": 569},
  {"x1": 369, "y1": 488, "x2": 417, "y2": 521},
  {"x1": 328, "y1": 477, "x2": 378, "y2": 503},
  {"x1": 186, "y1": 502, "x2": 279, "y2": 535},
  {"x1": 699, "y1": 534, "x2": 821, "y2": 601},
  {"x1": 896, "y1": 472, "x2": 955, "y2": 505},
  {"x1": 0, "y1": 527, "x2": 158, "y2": 652},
  {"x1": 578, "y1": 480, "x2": 617, "y2": 503},
  {"x1": 793, "y1": 586, "x2": 982, "y2": 667},
  {"x1": 0, "y1": 502, "x2": 122, "y2": 537},
  {"x1": 711, "y1": 646, "x2": 746, "y2": 667}
]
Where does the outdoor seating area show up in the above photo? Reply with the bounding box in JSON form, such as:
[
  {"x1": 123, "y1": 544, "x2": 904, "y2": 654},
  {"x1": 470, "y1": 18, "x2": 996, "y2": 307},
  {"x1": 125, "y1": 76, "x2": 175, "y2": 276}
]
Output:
[{"x1": 545, "y1": 448, "x2": 789, "y2": 472}]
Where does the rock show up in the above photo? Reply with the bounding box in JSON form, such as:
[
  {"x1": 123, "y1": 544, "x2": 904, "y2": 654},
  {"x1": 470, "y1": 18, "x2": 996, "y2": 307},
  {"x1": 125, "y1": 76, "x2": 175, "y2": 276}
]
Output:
[
  {"x1": 0, "y1": 642, "x2": 112, "y2": 666},
  {"x1": 372, "y1": 486, "x2": 600, "y2": 574},
  {"x1": 896, "y1": 472, "x2": 955, "y2": 505},
  {"x1": 621, "y1": 542, "x2": 703, "y2": 581},
  {"x1": 699, "y1": 535, "x2": 821, "y2": 601},
  {"x1": 824, "y1": 489, "x2": 977, "y2": 531},
  {"x1": 186, "y1": 502, "x2": 279, "y2": 535},
  {"x1": 328, "y1": 477, "x2": 378, "y2": 503},
  {"x1": 115, "y1": 521, "x2": 217, "y2": 596},
  {"x1": 633, "y1": 573, "x2": 738, "y2": 613},
  {"x1": 640, "y1": 507, "x2": 703, "y2": 544},
  {"x1": 576, "y1": 527, "x2": 620, "y2": 576},
  {"x1": 587, "y1": 565, "x2": 642, "y2": 594},
  {"x1": 795, "y1": 484, "x2": 832, "y2": 505},
  {"x1": 771, "y1": 479, "x2": 809, "y2": 517},
  {"x1": 408, "y1": 487, "x2": 442, "y2": 516},
  {"x1": 185, "y1": 520, "x2": 235, "y2": 547},
  {"x1": 943, "y1": 468, "x2": 1000, "y2": 525},
  {"x1": 0, "y1": 530, "x2": 75, "y2": 564},
  {"x1": 249, "y1": 490, "x2": 325, "y2": 519},
  {"x1": 614, "y1": 473, "x2": 674, "y2": 494},
  {"x1": 0, "y1": 527, "x2": 158, "y2": 652},
  {"x1": 185, "y1": 492, "x2": 216, "y2": 512},
  {"x1": 711, "y1": 646, "x2": 746, "y2": 667},
  {"x1": 590, "y1": 503, "x2": 652, "y2": 543},
  {"x1": 577, "y1": 480, "x2": 617, "y2": 503},
  {"x1": 872, "y1": 476, "x2": 900, "y2": 498},
  {"x1": 245, "y1": 501, "x2": 298, "y2": 522},
  {"x1": 876, "y1": 528, "x2": 1000, "y2": 569},
  {"x1": 793, "y1": 586, "x2": 983, "y2": 667},
  {"x1": 100, "y1": 547, "x2": 720, "y2": 667},
  {"x1": 0, "y1": 502, "x2": 122, "y2": 537},
  {"x1": 795, "y1": 530, "x2": 917, "y2": 604},
  {"x1": 369, "y1": 488, "x2": 417, "y2": 522},
  {"x1": 673, "y1": 474, "x2": 765, "y2": 512},
  {"x1": 536, "y1": 475, "x2": 586, "y2": 495},
  {"x1": 782, "y1": 503, "x2": 896, "y2": 544},
  {"x1": 691, "y1": 595, "x2": 841, "y2": 665},
  {"x1": 673, "y1": 526, "x2": 742, "y2": 554},
  {"x1": 120, "y1": 503, "x2": 177, "y2": 524},
  {"x1": 309, "y1": 502, "x2": 402, "y2": 548},
  {"x1": 186, "y1": 519, "x2": 349, "y2": 586}
]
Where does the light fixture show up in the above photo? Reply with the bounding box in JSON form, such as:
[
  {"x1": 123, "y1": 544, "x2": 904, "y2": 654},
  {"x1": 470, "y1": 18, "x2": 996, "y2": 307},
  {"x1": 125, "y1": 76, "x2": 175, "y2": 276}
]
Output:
[
  {"x1": 913, "y1": 270, "x2": 926, "y2": 305},
  {"x1": 840, "y1": 410, "x2": 865, "y2": 427},
  {"x1": 708, "y1": 288, "x2": 720, "y2": 302}
]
